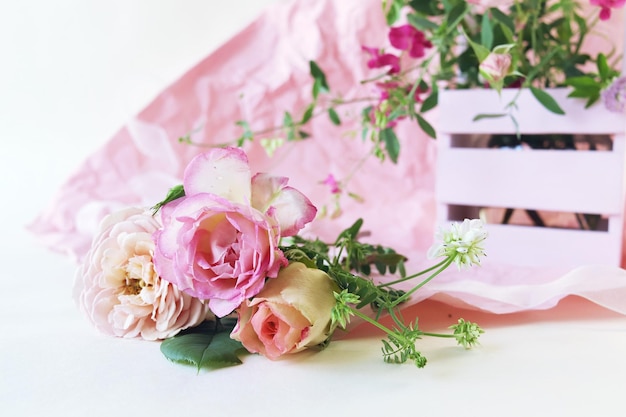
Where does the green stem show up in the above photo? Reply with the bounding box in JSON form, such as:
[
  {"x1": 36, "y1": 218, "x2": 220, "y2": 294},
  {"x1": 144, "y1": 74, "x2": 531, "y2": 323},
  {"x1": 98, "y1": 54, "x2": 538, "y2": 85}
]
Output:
[
  {"x1": 350, "y1": 308, "x2": 411, "y2": 345},
  {"x1": 421, "y1": 332, "x2": 456, "y2": 339},
  {"x1": 390, "y1": 256, "x2": 455, "y2": 307},
  {"x1": 378, "y1": 257, "x2": 449, "y2": 288}
]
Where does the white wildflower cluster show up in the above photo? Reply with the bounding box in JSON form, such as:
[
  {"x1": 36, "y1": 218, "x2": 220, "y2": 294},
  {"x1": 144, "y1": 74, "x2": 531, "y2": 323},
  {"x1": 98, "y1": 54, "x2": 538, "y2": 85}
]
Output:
[{"x1": 428, "y1": 219, "x2": 488, "y2": 269}]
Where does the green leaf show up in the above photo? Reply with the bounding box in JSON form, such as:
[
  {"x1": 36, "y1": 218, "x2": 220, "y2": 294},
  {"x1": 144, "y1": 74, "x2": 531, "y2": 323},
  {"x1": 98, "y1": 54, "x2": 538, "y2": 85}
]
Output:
[
  {"x1": 328, "y1": 107, "x2": 341, "y2": 125},
  {"x1": 416, "y1": 113, "x2": 436, "y2": 139},
  {"x1": 309, "y1": 61, "x2": 329, "y2": 93},
  {"x1": 461, "y1": 27, "x2": 490, "y2": 63},
  {"x1": 160, "y1": 320, "x2": 246, "y2": 371},
  {"x1": 597, "y1": 53, "x2": 609, "y2": 81},
  {"x1": 380, "y1": 128, "x2": 400, "y2": 164},
  {"x1": 300, "y1": 104, "x2": 315, "y2": 124},
  {"x1": 151, "y1": 184, "x2": 185, "y2": 214},
  {"x1": 481, "y1": 14, "x2": 494, "y2": 50},
  {"x1": 420, "y1": 91, "x2": 438, "y2": 113},
  {"x1": 585, "y1": 93, "x2": 600, "y2": 108},
  {"x1": 283, "y1": 111, "x2": 294, "y2": 127},
  {"x1": 564, "y1": 76, "x2": 599, "y2": 88},
  {"x1": 407, "y1": 14, "x2": 439, "y2": 31},
  {"x1": 234, "y1": 120, "x2": 254, "y2": 146},
  {"x1": 529, "y1": 87, "x2": 565, "y2": 115},
  {"x1": 283, "y1": 111, "x2": 297, "y2": 141},
  {"x1": 312, "y1": 79, "x2": 322, "y2": 100},
  {"x1": 340, "y1": 218, "x2": 363, "y2": 240},
  {"x1": 445, "y1": 2, "x2": 468, "y2": 33},
  {"x1": 567, "y1": 88, "x2": 598, "y2": 99},
  {"x1": 473, "y1": 113, "x2": 507, "y2": 121},
  {"x1": 408, "y1": 0, "x2": 441, "y2": 16},
  {"x1": 385, "y1": 0, "x2": 402, "y2": 25},
  {"x1": 490, "y1": 7, "x2": 515, "y2": 33},
  {"x1": 491, "y1": 43, "x2": 515, "y2": 55}
]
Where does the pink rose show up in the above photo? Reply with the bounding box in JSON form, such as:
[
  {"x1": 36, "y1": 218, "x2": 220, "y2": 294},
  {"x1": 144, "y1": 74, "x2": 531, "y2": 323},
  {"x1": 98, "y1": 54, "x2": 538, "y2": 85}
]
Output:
[
  {"x1": 153, "y1": 147, "x2": 317, "y2": 317},
  {"x1": 479, "y1": 52, "x2": 512, "y2": 87},
  {"x1": 74, "y1": 207, "x2": 211, "y2": 340},
  {"x1": 231, "y1": 262, "x2": 337, "y2": 359}
]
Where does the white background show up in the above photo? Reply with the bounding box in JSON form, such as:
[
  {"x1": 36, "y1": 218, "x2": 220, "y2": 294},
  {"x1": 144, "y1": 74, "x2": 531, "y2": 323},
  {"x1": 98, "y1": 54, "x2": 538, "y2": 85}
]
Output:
[{"x1": 2, "y1": 1, "x2": 626, "y2": 416}]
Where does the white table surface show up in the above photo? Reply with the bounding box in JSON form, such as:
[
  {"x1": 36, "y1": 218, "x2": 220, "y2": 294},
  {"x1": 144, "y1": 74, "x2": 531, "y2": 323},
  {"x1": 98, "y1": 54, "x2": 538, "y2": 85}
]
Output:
[{"x1": 2, "y1": 1, "x2": 626, "y2": 416}]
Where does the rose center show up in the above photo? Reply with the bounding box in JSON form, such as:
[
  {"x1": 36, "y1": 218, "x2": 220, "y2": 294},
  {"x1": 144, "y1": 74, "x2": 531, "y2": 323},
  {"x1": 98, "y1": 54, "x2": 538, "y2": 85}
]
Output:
[
  {"x1": 262, "y1": 318, "x2": 279, "y2": 338},
  {"x1": 123, "y1": 255, "x2": 154, "y2": 295}
]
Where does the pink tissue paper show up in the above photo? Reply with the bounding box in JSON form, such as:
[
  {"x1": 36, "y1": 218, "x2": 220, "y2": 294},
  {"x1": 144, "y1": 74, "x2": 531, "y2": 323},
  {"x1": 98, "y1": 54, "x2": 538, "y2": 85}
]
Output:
[{"x1": 30, "y1": 0, "x2": 626, "y2": 315}]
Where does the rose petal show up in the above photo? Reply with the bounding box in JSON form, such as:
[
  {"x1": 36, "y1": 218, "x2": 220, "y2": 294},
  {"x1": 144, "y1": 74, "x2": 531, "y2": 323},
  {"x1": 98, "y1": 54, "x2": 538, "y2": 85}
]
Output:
[
  {"x1": 251, "y1": 173, "x2": 317, "y2": 236},
  {"x1": 183, "y1": 147, "x2": 252, "y2": 203}
]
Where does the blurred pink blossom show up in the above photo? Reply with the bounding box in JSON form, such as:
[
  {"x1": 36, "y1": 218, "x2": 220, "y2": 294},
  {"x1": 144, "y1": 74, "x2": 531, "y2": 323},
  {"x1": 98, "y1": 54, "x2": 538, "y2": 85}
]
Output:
[
  {"x1": 590, "y1": 0, "x2": 625, "y2": 20},
  {"x1": 322, "y1": 174, "x2": 341, "y2": 194},
  {"x1": 361, "y1": 46, "x2": 400, "y2": 74},
  {"x1": 388, "y1": 24, "x2": 432, "y2": 59},
  {"x1": 602, "y1": 76, "x2": 626, "y2": 112}
]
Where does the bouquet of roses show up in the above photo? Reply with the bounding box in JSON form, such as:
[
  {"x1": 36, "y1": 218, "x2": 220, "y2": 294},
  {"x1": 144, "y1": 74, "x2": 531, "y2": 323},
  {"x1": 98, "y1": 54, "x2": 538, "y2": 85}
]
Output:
[{"x1": 73, "y1": 145, "x2": 486, "y2": 370}]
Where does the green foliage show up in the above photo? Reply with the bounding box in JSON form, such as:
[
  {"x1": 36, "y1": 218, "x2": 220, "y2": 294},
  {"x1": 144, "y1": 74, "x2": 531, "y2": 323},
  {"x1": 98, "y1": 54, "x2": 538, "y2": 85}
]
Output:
[
  {"x1": 450, "y1": 319, "x2": 484, "y2": 349},
  {"x1": 213, "y1": 0, "x2": 621, "y2": 201},
  {"x1": 530, "y1": 87, "x2": 565, "y2": 115},
  {"x1": 309, "y1": 60, "x2": 329, "y2": 98},
  {"x1": 416, "y1": 114, "x2": 436, "y2": 139},
  {"x1": 383, "y1": 0, "x2": 403, "y2": 25},
  {"x1": 327, "y1": 107, "x2": 341, "y2": 125},
  {"x1": 331, "y1": 289, "x2": 360, "y2": 329},
  {"x1": 278, "y1": 218, "x2": 483, "y2": 368},
  {"x1": 420, "y1": 90, "x2": 438, "y2": 113},
  {"x1": 235, "y1": 120, "x2": 254, "y2": 146},
  {"x1": 381, "y1": 323, "x2": 427, "y2": 368},
  {"x1": 473, "y1": 113, "x2": 507, "y2": 122},
  {"x1": 160, "y1": 319, "x2": 247, "y2": 372},
  {"x1": 380, "y1": 128, "x2": 400, "y2": 164},
  {"x1": 151, "y1": 184, "x2": 185, "y2": 214}
]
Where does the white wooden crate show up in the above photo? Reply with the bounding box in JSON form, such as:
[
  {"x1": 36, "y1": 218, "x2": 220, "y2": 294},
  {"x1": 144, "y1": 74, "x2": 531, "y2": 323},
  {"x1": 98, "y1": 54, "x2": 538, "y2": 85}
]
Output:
[{"x1": 436, "y1": 88, "x2": 626, "y2": 268}]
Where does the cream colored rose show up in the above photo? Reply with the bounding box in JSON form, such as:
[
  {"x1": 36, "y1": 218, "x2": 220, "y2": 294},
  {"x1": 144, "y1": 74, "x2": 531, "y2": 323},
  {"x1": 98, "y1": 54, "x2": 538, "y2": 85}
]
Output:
[
  {"x1": 74, "y1": 207, "x2": 212, "y2": 340},
  {"x1": 231, "y1": 262, "x2": 338, "y2": 359}
]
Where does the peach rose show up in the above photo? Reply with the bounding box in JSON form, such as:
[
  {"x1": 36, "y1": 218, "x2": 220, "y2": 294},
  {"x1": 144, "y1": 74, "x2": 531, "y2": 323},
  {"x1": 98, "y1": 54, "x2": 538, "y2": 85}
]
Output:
[
  {"x1": 74, "y1": 207, "x2": 211, "y2": 340},
  {"x1": 230, "y1": 262, "x2": 337, "y2": 359}
]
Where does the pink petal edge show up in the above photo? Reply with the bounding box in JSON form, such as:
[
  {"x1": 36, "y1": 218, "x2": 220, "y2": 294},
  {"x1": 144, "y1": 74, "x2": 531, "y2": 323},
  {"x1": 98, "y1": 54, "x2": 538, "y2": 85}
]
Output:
[{"x1": 183, "y1": 147, "x2": 252, "y2": 204}]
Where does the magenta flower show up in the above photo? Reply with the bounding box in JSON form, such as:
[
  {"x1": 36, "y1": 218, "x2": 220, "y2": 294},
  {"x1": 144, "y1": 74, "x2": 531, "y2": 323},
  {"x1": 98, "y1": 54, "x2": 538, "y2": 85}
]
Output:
[
  {"x1": 590, "y1": 0, "x2": 625, "y2": 20},
  {"x1": 388, "y1": 24, "x2": 432, "y2": 59},
  {"x1": 321, "y1": 174, "x2": 341, "y2": 194},
  {"x1": 602, "y1": 76, "x2": 626, "y2": 113},
  {"x1": 361, "y1": 46, "x2": 400, "y2": 74}
]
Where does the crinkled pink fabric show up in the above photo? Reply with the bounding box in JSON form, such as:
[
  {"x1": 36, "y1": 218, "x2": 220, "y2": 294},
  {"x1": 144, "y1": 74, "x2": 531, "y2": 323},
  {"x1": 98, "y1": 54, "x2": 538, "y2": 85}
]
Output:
[{"x1": 30, "y1": 0, "x2": 626, "y2": 315}]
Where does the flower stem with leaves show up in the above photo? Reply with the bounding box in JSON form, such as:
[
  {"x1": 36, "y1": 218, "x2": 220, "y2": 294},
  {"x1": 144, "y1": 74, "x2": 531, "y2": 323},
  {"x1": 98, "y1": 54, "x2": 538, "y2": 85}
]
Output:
[{"x1": 282, "y1": 217, "x2": 487, "y2": 368}]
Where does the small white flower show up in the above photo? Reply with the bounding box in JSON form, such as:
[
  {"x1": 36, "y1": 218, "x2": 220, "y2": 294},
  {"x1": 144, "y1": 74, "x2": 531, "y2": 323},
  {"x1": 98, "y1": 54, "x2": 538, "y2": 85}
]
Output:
[{"x1": 428, "y1": 219, "x2": 487, "y2": 269}]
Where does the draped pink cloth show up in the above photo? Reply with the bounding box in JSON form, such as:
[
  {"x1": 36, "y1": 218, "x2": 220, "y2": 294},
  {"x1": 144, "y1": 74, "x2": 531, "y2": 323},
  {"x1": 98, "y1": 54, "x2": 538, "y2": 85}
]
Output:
[{"x1": 30, "y1": 0, "x2": 626, "y2": 314}]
